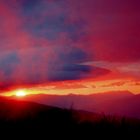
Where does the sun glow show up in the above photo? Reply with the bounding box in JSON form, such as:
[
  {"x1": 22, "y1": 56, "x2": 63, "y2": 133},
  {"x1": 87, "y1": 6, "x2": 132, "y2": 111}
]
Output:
[{"x1": 15, "y1": 90, "x2": 27, "y2": 97}]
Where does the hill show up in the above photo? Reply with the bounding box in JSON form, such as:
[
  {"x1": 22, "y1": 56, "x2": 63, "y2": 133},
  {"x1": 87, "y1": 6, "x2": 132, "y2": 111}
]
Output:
[
  {"x1": 17, "y1": 91, "x2": 140, "y2": 119},
  {"x1": 0, "y1": 96, "x2": 140, "y2": 138}
]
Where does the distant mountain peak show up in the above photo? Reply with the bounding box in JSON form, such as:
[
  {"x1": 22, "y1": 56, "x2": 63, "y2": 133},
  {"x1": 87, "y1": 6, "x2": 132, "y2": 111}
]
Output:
[{"x1": 89, "y1": 90, "x2": 134, "y2": 96}]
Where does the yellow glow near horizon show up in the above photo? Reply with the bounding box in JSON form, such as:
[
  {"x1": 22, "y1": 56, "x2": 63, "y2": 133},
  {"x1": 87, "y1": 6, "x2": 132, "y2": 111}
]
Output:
[
  {"x1": 3, "y1": 79, "x2": 140, "y2": 97},
  {"x1": 15, "y1": 90, "x2": 27, "y2": 97}
]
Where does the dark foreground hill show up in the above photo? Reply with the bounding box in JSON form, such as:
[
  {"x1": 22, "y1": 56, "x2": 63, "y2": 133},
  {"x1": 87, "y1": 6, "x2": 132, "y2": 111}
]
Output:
[{"x1": 0, "y1": 97, "x2": 140, "y2": 138}]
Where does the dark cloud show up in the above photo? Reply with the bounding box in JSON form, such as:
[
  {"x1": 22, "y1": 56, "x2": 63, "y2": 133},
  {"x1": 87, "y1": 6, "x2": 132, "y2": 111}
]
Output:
[
  {"x1": 0, "y1": 52, "x2": 20, "y2": 82},
  {"x1": 47, "y1": 65, "x2": 92, "y2": 81},
  {"x1": 0, "y1": 47, "x2": 99, "y2": 91}
]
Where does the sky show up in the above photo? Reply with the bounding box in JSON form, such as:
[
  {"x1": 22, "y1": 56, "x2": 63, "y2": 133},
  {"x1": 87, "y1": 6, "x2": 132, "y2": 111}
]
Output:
[{"x1": 0, "y1": 0, "x2": 140, "y2": 96}]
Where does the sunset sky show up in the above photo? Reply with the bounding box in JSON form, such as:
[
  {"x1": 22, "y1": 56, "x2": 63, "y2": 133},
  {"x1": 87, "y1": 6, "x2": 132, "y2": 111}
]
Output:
[{"x1": 0, "y1": 0, "x2": 139, "y2": 96}]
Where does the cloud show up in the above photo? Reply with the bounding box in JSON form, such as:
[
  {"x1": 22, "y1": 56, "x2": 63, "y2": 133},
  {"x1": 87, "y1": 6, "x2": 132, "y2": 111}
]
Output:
[
  {"x1": 65, "y1": 0, "x2": 140, "y2": 62},
  {"x1": 51, "y1": 83, "x2": 87, "y2": 90},
  {"x1": 0, "y1": 0, "x2": 139, "y2": 92},
  {"x1": 84, "y1": 61, "x2": 140, "y2": 78},
  {"x1": 134, "y1": 82, "x2": 140, "y2": 86},
  {"x1": 0, "y1": 46, "x2": 101, "y2": 91},
  {"x1": 101, "y1": 81, "x2": 126, "y2": 87}
]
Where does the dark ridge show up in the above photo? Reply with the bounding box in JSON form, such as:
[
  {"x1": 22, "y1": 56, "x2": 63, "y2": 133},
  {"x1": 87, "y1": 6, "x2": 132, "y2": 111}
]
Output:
[{"x1": 0, "y1": 96, "x2": 140, "y2": 138}]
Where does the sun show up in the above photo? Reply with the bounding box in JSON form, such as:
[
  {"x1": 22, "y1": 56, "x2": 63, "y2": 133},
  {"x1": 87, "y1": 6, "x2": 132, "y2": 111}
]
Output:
[{"x1": 15, "y1": 90, "x2": 27, "y2": 97}]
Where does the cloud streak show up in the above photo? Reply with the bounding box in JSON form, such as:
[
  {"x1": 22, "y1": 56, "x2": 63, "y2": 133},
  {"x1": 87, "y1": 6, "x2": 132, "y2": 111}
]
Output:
[{"x1": 84, "y1": 61, "x2": 140, "y2": 78}]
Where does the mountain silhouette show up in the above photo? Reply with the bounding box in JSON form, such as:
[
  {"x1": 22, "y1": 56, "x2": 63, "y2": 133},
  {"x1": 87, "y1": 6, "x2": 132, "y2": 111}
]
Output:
[
  {"x1": 17, "y1": 91, "x2": 140, "y2": 119},
  {"x1": 0, "y1": 96, "x2": 140, "y2": 138}
]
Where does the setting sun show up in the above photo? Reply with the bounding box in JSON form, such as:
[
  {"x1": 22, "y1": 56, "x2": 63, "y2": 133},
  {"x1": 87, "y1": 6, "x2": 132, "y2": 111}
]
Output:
[{"x1": 15, "y1": 90, "x2": 27, "y2": 97}]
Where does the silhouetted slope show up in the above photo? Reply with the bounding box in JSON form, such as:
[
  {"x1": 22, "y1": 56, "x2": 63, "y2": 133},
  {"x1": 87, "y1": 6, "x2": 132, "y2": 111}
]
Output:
[
  {"x1": 20, "y1": 91, "x2": 134, "y2": 109},
  {"x1": 0, "y1": 97, "x2": 140, "y2": 138},
  {"x1": 18, "y1": 91, "x2": 140, "y2": 119},
  {"x1": 101, "y1": 94, "x2": 140, "y2": 118},
  {"x1": 0, "y1": 97, "x2": 57, "y2": 120}
]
